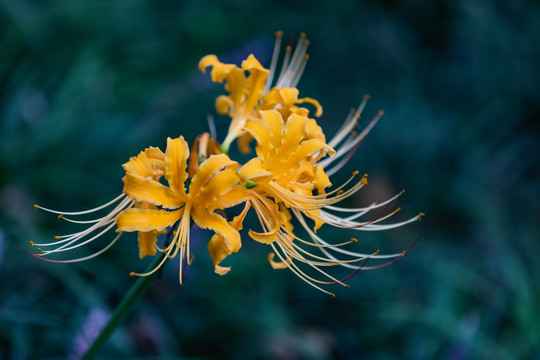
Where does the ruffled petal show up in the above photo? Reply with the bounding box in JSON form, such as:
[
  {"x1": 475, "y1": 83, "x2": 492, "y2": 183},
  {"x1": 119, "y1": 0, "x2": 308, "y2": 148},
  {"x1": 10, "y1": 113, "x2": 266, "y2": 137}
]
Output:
[
  {"x1": 165, "y1": 136, "x2": 190, "y2": 198},
  {"x1": 115, "y1": 208, "x2": 183, "y2": 232},
  {"x1": 268, "y1": 253, "x2": 289, "y2": 269},
  {"x1": 238, "y1": 158, "x2": 273, "y2": 185},
  {"x1": 193, "y1": 207, "x2": 242, "y2": 274},
  {"x1": 122, "y1": 151, "x2": 153, "y2": 178},
  {"x1": 123, "y1": 173, "x2": 185, "y2": 209},
  {"x1": 137, "y1": 231, "x2": 158, "y2": 259},
  {"x1": 189, "y1": 154, "x2": 236, "y2": 194}
]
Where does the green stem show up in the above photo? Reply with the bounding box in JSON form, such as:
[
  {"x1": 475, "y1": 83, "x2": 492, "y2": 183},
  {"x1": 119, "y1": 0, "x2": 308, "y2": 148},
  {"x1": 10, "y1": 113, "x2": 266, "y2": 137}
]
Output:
[{"x1": 82, "y1": 253, "x2": 165, "y2": 359}]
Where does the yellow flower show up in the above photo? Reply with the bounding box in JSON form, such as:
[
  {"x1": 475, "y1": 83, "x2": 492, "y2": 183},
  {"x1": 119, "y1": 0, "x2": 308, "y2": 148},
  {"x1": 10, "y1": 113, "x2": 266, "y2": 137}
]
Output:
[
  {"x1": 236, "y1": 109, "x2": 423, "y2": 296},
  {"x1": 199, "y1": 54, "x2": 269, "y2": 152},
  {"x1": 32, "y1": 146, "x2": 166, "y2": 262},
  {"x1": 199, "y1": 32, "x2": 323, "y2": 152},
  {"x1": 115, "y1": 136, "x2": 248, "y2": 282}
]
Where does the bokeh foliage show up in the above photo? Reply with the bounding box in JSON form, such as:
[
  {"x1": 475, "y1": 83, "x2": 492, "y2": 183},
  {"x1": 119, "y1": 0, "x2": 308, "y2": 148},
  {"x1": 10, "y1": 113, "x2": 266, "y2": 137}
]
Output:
[{"x1": 1, "y1": 0, "x2": 539, "y2": 359}]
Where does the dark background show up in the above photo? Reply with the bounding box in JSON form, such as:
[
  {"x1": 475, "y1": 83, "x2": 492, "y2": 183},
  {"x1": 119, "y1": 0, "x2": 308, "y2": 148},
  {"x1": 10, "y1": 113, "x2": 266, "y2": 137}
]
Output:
[{"x1": 1, "y1": 0, "x2": 539, "y2": 359}]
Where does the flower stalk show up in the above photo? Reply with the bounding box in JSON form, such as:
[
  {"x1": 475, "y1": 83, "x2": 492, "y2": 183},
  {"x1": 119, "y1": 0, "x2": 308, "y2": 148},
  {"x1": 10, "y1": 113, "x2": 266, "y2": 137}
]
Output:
[{"x1": 81, "y1": 252, "x2": 165, "y2": 360}]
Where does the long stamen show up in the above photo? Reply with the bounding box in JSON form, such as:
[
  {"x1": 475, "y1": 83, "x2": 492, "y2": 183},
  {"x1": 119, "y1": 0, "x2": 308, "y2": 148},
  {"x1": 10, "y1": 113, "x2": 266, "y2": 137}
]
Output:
[
  {"x1": 34, "y1": 194, "x2": 126, "y2": 216},
  {"x1": 264, "y1": 30, "x2": 283, "y2": 93}
]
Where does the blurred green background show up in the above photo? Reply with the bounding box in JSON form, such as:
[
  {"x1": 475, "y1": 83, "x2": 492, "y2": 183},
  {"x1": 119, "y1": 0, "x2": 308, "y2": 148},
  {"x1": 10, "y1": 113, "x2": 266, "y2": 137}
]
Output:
[{"x1": 1, "y1": 0, "x2": 539, "y2": 359}]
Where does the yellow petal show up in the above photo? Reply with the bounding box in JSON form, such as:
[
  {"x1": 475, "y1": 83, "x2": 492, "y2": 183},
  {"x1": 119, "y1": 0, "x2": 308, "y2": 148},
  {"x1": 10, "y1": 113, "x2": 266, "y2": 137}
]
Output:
[
  {"x1": 137, "y1": 231, "x2": 158, "y2": 259},
  {"x1": 116, "y1": 208, "x2": 183, "y2": 232},
  {"x1": 198, "y1": 54, "x2": 218, "y2": 73},
  {"x1": 313, "y1": 165, "x2": 331, "y2": 194},
  {"x1": 192, "y1": 208, "x2": 241, "y2": 253},
  {"x1": 206, "y1": 187, "x2": 248, "y2": 212},
  {"x1": 144, "y1": 146, "x2": 166, "y2": 178},
  {"x1": 207, "y1": 234, "x2": 232, "y2": 275},
  {"x1": 123, "y1": 173, "x2": 185, "y2": 209},
  {"x1": 199, "y1": 55, "x2": 237, "y2": 84},
  {"x1": 194, "y1": 208, "x2": 242, "y2": 274},
  {"x1": 238, "y1": 158, "x2": 272, "y2": 184},
  {"x1": 244, "y1": 117, "x2": 272, "y2": 159},
  {"x1": 268, "y1": 253, "x2": 290, "y2": 269},
  {"x1": 165, "y1": 136, "x2": 190, "y2": 198},
  {"x1": 297, "y1": 96, "x2": 323, "y2": 117},
  {"x1": 240, "y1": 54, "x2": 269, "y2": 119},
  {"x1": 237, "y1": 132, "x2": 253, "y2": 154},
  {"x1": 189, "y1": 154, "x2": 236, "y2": 193},
  {"x1": 215, "y1": 95, "x2": 232, "y2": 115},
  {"x1": 197, "y1": 168, "x2": 241, "y2": 202},
  {"x1": 122, "y1": 151, "x2": 153, "y2": 178},
  {"x1": 260, "y1": 109, "x2": 284, "y2": 147}
]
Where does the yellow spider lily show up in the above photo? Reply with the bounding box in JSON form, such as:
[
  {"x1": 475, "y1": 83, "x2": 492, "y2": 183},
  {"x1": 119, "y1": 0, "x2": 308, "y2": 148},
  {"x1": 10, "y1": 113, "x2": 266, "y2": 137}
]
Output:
[
  {"x1": 115, "y1": 136, "x2": 248, "y2": 283},
  {"x1": 237, "y1": 109, "x2": 423, "y2": 295},
  {"x1": 199, "y1": 32, "x2": 323, "y2": 153}
]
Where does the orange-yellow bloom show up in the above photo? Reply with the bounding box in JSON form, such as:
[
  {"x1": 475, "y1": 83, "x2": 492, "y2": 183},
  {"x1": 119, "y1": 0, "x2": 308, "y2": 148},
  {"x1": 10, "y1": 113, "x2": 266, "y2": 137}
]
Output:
[{"x1": 115, "y1": 136, "x2": 248, "y2": 282}]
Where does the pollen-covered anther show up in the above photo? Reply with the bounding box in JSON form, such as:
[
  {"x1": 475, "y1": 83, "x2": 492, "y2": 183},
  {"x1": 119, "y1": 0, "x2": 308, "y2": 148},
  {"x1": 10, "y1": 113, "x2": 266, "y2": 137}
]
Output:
[
  {"x1": 58, "y1": 214, "x2": 64, "y2": 219},
  {"x1": 54, "y1": 236, "x2": 61, "y2": 239},
  {"x1": 350, "y1": 237, "x2": 358, "y2": 242},
  {"x1": 38, "y1": 248, "x2": 43, "y2": 253},
  {"x1": 337, "y1": 190, "x2": 344, "y2": 195},
  {"x1": 34, "y1": 204, "x2": 39, "y2": 209},
  {"x1": 374, "y1": 250, "x2": 380, "y2": 256},
  {"x1": 30, "y1": 241, "x2": 34, "y2": 247},
  {"x1": 352, "y1": 170, "x2": 360, "y2": 176},
  {"x1": 129, "y1": 271, "x2": 135, "y2": 276},
  {"x1": 361, "y1": 174, "x2": 368, "y2": 185}
]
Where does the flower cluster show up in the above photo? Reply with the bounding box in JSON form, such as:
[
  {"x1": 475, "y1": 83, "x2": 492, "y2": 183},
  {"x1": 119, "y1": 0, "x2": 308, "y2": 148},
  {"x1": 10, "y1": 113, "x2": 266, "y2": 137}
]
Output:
[{"x1": 33, "y1": 32, "x2": 423, "y2": 295}]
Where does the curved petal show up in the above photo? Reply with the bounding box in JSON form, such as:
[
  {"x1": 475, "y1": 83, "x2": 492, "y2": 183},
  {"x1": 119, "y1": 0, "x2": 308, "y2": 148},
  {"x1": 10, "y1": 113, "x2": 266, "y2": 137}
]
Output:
[
  {"x1": 298, "y1": 96, "x2": 323, "y2": 117},
  {"x1": 137, "y1": 231, "x2": 158, "y2": 259},
  {"x1": 237, "y1": 132, "x2": 253, "y2": 154},
  {"x1": 122, "y1": 151, "x2": 153, "y2": 178},
  {"x1": 115, "y1": 208, "x2": 183, "y2": 232},
  {"x1": 123, "y1": 173, "x2": 185, "y2": 209},
  {"x1": 215, "y1": 95, "x2": 232, "y2": 115},
  {"x1": 165, "y1": 136, "x2": 190, "y2": 198},
  {"x1": 189, "y1": 154, "x2": 236, "y2": 193},
  {"x1": 194, "y1": 207, "x2": 242, "y2": 274},
  {"x1": 238, "y1": 158, "x2": 272, "y2": 184},
  {"x1": 268, "y1": 253, "x2": 289, "y2": 269},
  {"x1": 197, "y1": 168, "x2": 242, "y2": 202}
]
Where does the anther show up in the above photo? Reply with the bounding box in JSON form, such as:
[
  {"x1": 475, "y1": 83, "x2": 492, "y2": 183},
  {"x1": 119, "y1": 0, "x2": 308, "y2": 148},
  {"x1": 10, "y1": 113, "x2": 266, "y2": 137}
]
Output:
[
  {"x1": 38, "y1": 248, "x2": 44, "y2": 253},
  {"x1": 54, "y1": 236, "x2": 61, "y2": 239},
  {"x1": 418, "y1": 212, "x2": 425, "y2": 220},
  {"x1": 275, "y1": 30, "x2": 283, "y2": 37},
  {"x1": 363, "y1": 94, "x2": 371, "y2": 100},
  {"x1": 401, "y1": 251, "x2": 406, "y2": 257},
  {"x1": 377, "y1": 110, "x2": 384, "y2": 116},
  {"x1": 286, "y1": 45, "x2": 292, "y2": 52},
  {"x1": 350, "y1": 237, "x2": 358, "y2": 242},
  {"x1": 331, "y1": 262, "x2": 339, "y2": 265},
  {"x1": 129, "y1": 271, "x2": 135, "y2": 276},
  {"x1": 30, "y1": 241, "x2": 34, "y2": 247},
  {"x1": 352, "y1": 170, "x2": 359, "y2": 176},
  {"x1": 395, "y1": 207, "x2": 401, "y2": 213},
  {"x1": 399, "y1": 190, "x2": 405, "y2": 196},
  {"x1": 374, "y1": 249, "x2": 380, "y2": 256},
  {"x1": 337, "y1": 190, "x2": 344, "y2": 195},
  {"x1": 58, "y1": 214, "x2": 64, "y2": 219},
  {"x1": 34, "y1": 204, "x2": 39, "y2": 209},
  {"x1": 361, "y1": 174, "x2": 368, "y2": 185}
]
